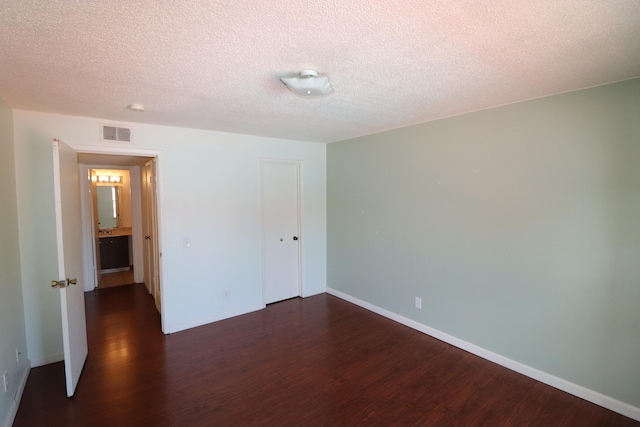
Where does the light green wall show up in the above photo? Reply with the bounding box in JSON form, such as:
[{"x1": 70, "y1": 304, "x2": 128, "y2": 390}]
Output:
[
  {"x1": 328, "y1": 78, "x2": 640, "y2": 407},
  {"x1": 0, "y1": 97, "x2": 28, "y2": 425}
]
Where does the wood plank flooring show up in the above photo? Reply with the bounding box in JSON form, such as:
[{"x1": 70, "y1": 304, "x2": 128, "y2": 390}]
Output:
[
  {"x1": 14, "y1": 284, "x2": 639, "y2": 426},
  {"x1": 97, "y1": 268, "x2": 134, "y2": 288}
]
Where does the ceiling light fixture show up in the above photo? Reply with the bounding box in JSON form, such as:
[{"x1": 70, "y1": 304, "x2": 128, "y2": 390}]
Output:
[
  {"x1": 128, "y1": 103, "x2": 145, "y2": 112},
  {"x1": 281, "y1": 70, "x2": 334, "y2": 97}
]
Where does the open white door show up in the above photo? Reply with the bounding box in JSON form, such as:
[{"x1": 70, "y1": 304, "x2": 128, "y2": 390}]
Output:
[
  {"x1": 51, "y1": 139, "x2": 88, "y2": 397},
  {"x1": 142, "y1": 159, "x2": 161, "y2": 312}
]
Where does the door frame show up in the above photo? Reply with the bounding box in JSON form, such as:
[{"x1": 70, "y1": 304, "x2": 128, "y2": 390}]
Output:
[
  {"x1": 78, "y1": 166, "x2": 99, "y2": 290},
  {"x1": 259, "y1": 158, "x2": 304, "y2": 304},
  {"x1": 72, "y1": 144, "x2": 167, "y2": 333}
]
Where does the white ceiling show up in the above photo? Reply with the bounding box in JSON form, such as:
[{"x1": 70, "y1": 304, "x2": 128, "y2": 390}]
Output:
[{"x1": 1, "y1": 1, "x2": 639, "y2": 143}]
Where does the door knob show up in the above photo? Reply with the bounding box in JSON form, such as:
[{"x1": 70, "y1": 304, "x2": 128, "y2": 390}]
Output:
[
  {"x1": 51, "y1": 280, "x2": 66, "y2": 288},
  {"x1": 293, "y1": 236, "x2": 299, "y2": 241},
  {"x1": 51, "y1": 278, "x2": 77, "y2": 288}
]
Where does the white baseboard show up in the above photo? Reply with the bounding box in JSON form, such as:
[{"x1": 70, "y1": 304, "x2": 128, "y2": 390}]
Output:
[
  {"x1": 1, "y1": 400, "x2": 15, "y2": 427},
  {"x1": 2, "y1": 360, "x2": 30, "y2": 427},
  {"x1": 326, "y1": 287, "x2": 640, "y2": 422},
  {"x1": 14, "y1": 360, "x2": 30, "y2": 404},
  {"x1": 30, "y1": 352, "x2": 63, "y2": 368}
]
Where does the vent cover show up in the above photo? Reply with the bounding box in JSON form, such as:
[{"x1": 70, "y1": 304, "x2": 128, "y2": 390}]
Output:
[{"x1": 101, "y1": 124, "x2": 132, "y2": 143}]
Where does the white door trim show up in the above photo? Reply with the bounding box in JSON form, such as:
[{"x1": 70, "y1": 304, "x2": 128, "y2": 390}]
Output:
[
  {"x1": 78, "y1": 165, "x2": 98, "y2": 291},
  {"x1": 129, "y1": 166, "x2": 144, "y2": 284}
]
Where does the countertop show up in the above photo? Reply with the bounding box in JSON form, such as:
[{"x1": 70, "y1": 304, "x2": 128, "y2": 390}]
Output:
[{"x1": 98, "y1": 227, "x2": 132, "y2": 238}]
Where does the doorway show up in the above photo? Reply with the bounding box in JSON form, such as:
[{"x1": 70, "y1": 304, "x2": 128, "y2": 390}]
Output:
[
  {"x1": 77, "y1": 152, "x2": 162, "y2": 313},
  {"x1": 93, "y1": 168, "x2": 133, "y2": 288},
  {"x1": 260, "y1": 159, "x2": 302, "y2": 304}
]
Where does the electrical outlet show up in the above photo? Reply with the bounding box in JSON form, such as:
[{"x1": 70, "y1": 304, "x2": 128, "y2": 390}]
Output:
[
  {"x1": 415, "y1": 297, "x2": 422, "y2": 309},
  {"x1": 3, "y1": 372, "x2": 8, "y2": 393},
  {"x1": 223, "y1": 289, "x2": 229, "y2": 298}
]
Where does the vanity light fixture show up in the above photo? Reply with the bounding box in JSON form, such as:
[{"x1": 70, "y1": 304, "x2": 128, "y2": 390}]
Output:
[
  {"x1": 97, "y1": 175, "x2": 122, "y2": 183},
  {"x1": 281, "y1": 70, "x2": 334, "y2": 97}
]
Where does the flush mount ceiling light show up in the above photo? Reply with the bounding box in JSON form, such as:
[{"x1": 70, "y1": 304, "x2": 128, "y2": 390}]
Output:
[
  {"x1": 128, "y1": 103, "x2": 145, "y2": 112},
  {"x1": 280, "y1": 70, "x2": 334, "y2": 97}
]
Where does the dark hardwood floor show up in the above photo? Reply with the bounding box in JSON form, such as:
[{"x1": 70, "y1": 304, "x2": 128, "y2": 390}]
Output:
[{"x1": 14, "y1": 284, "x2": 639, "y2": 426}]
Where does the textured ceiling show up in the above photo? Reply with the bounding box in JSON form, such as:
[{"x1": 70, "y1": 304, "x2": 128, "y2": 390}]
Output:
[{"x1": 1, "y1": 1, "x2": 639, "y2": 143}]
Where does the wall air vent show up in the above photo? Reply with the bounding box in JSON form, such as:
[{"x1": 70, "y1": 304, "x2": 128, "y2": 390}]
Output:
[{"x1": 101, "y1": 124, "x2": 132, "y2": 143}]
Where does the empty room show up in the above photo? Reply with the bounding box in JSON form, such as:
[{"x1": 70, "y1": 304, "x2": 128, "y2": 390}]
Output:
[{"x1": 1, "y1": 1, "x2": 639, "y2": 426}]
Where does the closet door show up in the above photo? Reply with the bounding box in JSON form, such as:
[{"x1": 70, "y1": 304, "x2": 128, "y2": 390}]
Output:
[{"x1": 261, "y1": 160, "x2": 301, "y2": 304}]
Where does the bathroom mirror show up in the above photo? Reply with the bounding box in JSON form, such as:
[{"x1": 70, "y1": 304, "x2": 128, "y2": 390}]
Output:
[{"x1": 97, "y1": 185, "x2": 121, "y2": 229}]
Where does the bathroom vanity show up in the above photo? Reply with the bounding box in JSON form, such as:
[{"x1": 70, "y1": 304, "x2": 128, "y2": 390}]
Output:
[{"x1": 99, "y1": 228, "x2": 132, "y2": 272}]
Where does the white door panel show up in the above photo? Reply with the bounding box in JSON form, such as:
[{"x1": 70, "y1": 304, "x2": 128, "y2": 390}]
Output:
[
  {"x1": 261, "y1": 161, "x2": 301, "y2": 304},
  {"x1": 143, "y1": 159, "x2": 161, "y2": 312},
  {"x1": 52, "y1": 139, "x2": 88, "y2": 397}
]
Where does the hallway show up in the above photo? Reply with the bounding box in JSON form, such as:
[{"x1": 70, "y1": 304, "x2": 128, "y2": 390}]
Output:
[{"x1": 97, "y1": 268, "x2": 135, "y2": 288}]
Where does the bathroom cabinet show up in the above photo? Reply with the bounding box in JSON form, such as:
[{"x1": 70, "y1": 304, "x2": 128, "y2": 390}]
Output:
[{"x1": 99, "y1": 235, "x2": 130, "y2": 271}]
